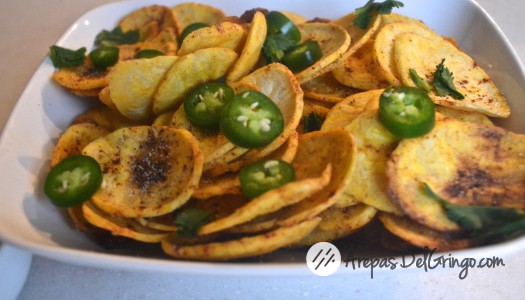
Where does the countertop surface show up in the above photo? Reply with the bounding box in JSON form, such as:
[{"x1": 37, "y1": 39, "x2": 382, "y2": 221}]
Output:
[{"x1": 1, "y1": 1, "x2": 525, "y2": 299}]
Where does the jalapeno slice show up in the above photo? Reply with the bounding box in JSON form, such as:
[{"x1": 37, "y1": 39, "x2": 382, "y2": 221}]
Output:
[
  {"x1": 134, "y1": 49, "x2": 164, "y2": 59},
  {"x1": 266, "y1": 11, "x2": 301, "y2": 44},
  {"x1": 220, "y1": 90, "x2": 284, "y2": 148},
  {"x1": 379, "y1": 86, "x2": 435, "y2": 138},
  {"x1": 44, "y1": 155, "x2": 103, "y2": 207},
  {"x1": 89, "y1": 46, "x2": 119, "y2": 69},
  {"x1": 184, "y1": 82, "x2": 234, "y2": 129},
  {"x1": 281, "y1": 41, "x2": 323, "y2": 73},
  {"x1": 179, "y1": 22, "x2": 208, "y2": 43},
  {"x1": 239, "y1": 160, "x2": 295, "y2": 199}
]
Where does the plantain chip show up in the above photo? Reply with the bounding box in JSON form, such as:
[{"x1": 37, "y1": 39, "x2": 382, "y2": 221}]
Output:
[
  {"x1": 53, "y1": 63, "x2": 108, "y2": 91},
  {"x1": 301, "y1": 72, "x2": 360, "y2": 104},
  {"x1": 332, "y1": 40, "x2": 390, "y2": 90},
  {"x1": 198, "y1": 165, "x2": 331, "y2": 235},
  {"x1": 279, "y1": 11, "x2": 308, "y2": 25},
  {"x1": 162, "y1": 217, "x2": 321, "y2": 261},
  {"x1": 171, "y1": 3, "x2": 226, "y2": 36},
  {"x1": 378, "y1": 213, "x2": 474, "y2": 251},
  {"x1": 153, "y1": 48, "x2": 238, "y2": 115},
  {"x1": 294, "y1": 22, "x2": 351, "y2": 83},
  {"x1": 50, "y1": 123, "x2": 109, "y2": 167},
  {"x1": 292, "y1": 204, "x2": 377, "y2": 247},
  {"x1": 82, "y1": 201, "x2": 169, "y2": 243},
  {"x1": 394, "y1": 33, "x2": 510, "y2": 117},
  {"x1": 333, "y1": 11, "x2": 381, "y2": 61},
  {"x1": 72, "y1": 106, "x2": 146, "y2": 131},
  {"x1": 435, "y1": 105, "x2": 493, "y2": 126},
  {"x1": 338, "y1": 109, "x2": 403, "y2": 213},
  {"x1": 178, "y1": 22, "x2": 246, "y2": 55},
  {"x1": 108, "y1": 56, "x2": 178, "y2": 121},
  {"x1": 297, "y1": 98, "x2": 330, "y2": 134},
  {"x1": 227, "y1": 11, "x2": 267, "y2": 82},
  {"x1": 83, "y1": 126, "x2": 203, "y2": 218},
  {"x1": 386, "y1": 118, "x2": 525, "y2": 232},
  {"x1": 321, "y1": 89, "x2": 383, "y2": 131},
  {"x1": 119, "y1": 5, "x2": 177, "y2": 34}
]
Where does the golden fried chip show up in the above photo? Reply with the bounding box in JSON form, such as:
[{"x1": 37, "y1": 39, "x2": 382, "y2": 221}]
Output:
[
  {"x1": 435, "y1": 105, "x2": 493, "y2": 125},
  {"x1": 72, "y1": 106, "x2": 146, "y2": 131},
  {"x1": 153, "y1": 48, "x2": 238, "y2": 115},
  {"x1": 227, "y1": 11, "x2": 267, "y2": 82},
  {"x1": 292, "y1": 204, "x2": 377, "y2": 247},
  {"x1": 387, "y1": 118, "x2": 525, "y2": 232},
  {"x1": 97, "y1": 87, "x2": 117, "y2": 110},
  {"x1": 198, "y1": 165, "x2": 331, "y2": 235},
  {"x1": 108, "y1": 56, "x2": 178, "y2": 120},
  {"x1": 82, "y1": 201, "x2": 169, "y2": 243},
  {"x1": 53, "y1": 64, "x2": 108, "y2": 91},
  {"x1": 333, "y1": 11, "x2": 381, "y2": 61},
  {"x1": 162, "y1": 217, "x2": 321, "y2": 260},
  {"x1": 279, "y1": 11, "x2": 308, "y2": 25},
  {"x1": 332, "y1": 40, "x2": 390, "y2": 90},
  {"x1": 119, "y1": 5, "x2": 176, "y2": 34},
  {"x1": 171, "y1": 3, "x2": 225, "y2": 36},
  {"x1": 178, "y1": 22, "x2": 246, "y2": 55},
  {"x1": 295, "y1": 22, "x2": 351, "y2": 83},
  {"x1": 50, "y1": 123, "x2": 110, "y2": 167},
  {"x1": 378, "y1": 213, "x2": 473, "y2": 251},
  {"x1": 152, "y1": 110, "x2": 175, "y2": 126},
  {"x1": 338, "y1": 109, "x2": 403, "y2": 214},
  {"x1": 394, "y1": 33, "x2": 510, "y2": 117},
  {"x1": 83, "y1": 126, "x2": 203, "y2": 218},
  {"x1": 374, "y1": 22, "x2": 444, "y2": 86},
  {"x1": 301, "y1": 72, "x2": 360, "y2": 103},
  {"x1": 297, "y1": 99, "x2": 331, "y2": 134}
]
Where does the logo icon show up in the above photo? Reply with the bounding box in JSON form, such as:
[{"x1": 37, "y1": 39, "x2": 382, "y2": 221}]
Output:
[{"x1": 306, "y1": 242, "x2": 341, "y2": 276}]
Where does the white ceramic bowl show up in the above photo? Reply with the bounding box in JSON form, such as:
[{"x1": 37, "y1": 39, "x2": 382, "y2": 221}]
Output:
[{"x1": 0, "y1": 0, "x2": 524, "y2": 275}]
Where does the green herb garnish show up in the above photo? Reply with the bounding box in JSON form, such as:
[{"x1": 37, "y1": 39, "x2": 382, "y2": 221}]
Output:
[
  {"x1": 409, "y1": 68, "x2": 431, "y2": 93},
  {"x1": 94, "y1": 27, "x2": 140, "y2": 48},
  {"x1": 424, "y1": 183, "x2": 525, "y2": 240},
  {"x1": 262, "y1": 34, "x2": 296, "y2": 63},
  {"x1": 174, "y1": 208, "x2": 212, "y2": 238},
  {"x1": 49, "y1": 45, "x2": 86, "y2": 68},
  {"x1": 432, "y1": 59, "x2": 465, "y2": 100},
  {"x1": 303, "y1": 112, "x2": 324, "y2": 133},
  {"x1": 354, "y1": 0, "x2": 404, "y2": 29}
]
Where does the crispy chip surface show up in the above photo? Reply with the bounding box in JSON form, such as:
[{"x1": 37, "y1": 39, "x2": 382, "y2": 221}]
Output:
[
  {"x1": 178, "y1": 22, "x2": 246, "y2": 55},
  {"x1": 171, "y1": 3, "x2": 225, "y2": 36},
  {"x1": 387, "y1": 118, "x2": 525, "y2": 232},
  {"x1": 333, "y1": 12, "x2": 381, "y2": 60},
  {"x1": 394, "y1": 33, "x2": 510, "y2": 117},
  {"x1": 301, "y1": 72, "x2": 360, "y2": 103},
  {"x1": 83, "y1": 126, "x2": 203, "y2": 218}
]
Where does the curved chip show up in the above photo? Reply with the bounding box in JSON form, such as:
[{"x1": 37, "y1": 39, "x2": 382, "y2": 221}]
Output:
[
  {"x1": 171, "y1": 3, "x2": 225, "y2": 36},
  {"x1": 227, "y1": 11, "x2": 267, "y2": 82},
  {"x1": 82, "y1": 201, "x2": 169, "y2": 243},
  {"x1": 333, "y1": 11, "x2": 381, "y2": 62},
  {"x1": 108, "y1": 56, "x2": 178, "y2": 120},
  {"x1": 339, "y1": 109, "x2": 403, "y2": 214},
  {"x1": 435, "y1": 105, "x2": 493, "y2": 126},
  {"x1": 378, "y1": 213, "x2": 474, "y2": 251},
  {"x1": 295, "y1": 22, "x2": 351, "y2": 83},
  {"x1": 119, "y1": 5, "x2": 177, "y2": 34},
  {"x1": 332, "y1": 40, "x2": 390, "y2": 90},
  {"x1": 153, "y1": 47, "x2": 238, "y2": 115},
  {"x1": 53, "y1": 63, "x2": 108, "y2": 91},
  {"x1": 198, "y1": 165, "x2": 331, "y2": 235},
  {"x1": 50, "y1": 123, "x2": 110, "y2": 167},
  {"x1": 83, "y1": 126, "x2": 204, "y2": 218},
  {"x1": 72, "y1": 106, "x2": 146, "y2": 131},
  {"x1": 292, "y1": 204, "x2": 377, "y2": 247},
  {"x1": 374, "y1": 22, "x2": 444, "y2": 86},
  {"x1": 178, "y1": 22, "x2": 246, "y2": 55},
  {"x1": 162, "y1": 217, "x2": 321, "y2": 260},
  {"x1": 394, "y1": 33, "x2": 510, "y2": 117},
  {"x1": 301, "y1": 72, "x2": 360, "y2": 104},
  {"x1": 387, "y1": 118, "x2": 525, "y2": 232}
]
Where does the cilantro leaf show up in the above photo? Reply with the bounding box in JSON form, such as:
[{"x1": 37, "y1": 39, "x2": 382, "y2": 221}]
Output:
[
  {"x1": 432, "y1": 59, "x2": 465, "y2": 100},
  {"x1": 424, "y1": 183, "x2": 525, "y2": 240},
  {"x1": 409, "y1": 69, "x2": 431, "y2": 93},
  {"x1": 262, "y1": 34, "x2": 296, "y2": 63},
  {"x1": 354, "y1": 0, "x2": 404, "y2": 29},
  {"x1": 94, "y1": 27, "x2": 140, "y2": 48},
  {"x1": 303, "y1": 112, "x2": 324, "y2": 133},
  {"x1": 174, "y1": 208, "x2": 212, "y2": 238},
  {"x1": 49, "y1": 45, "x2": 86, "y2": 68}
]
